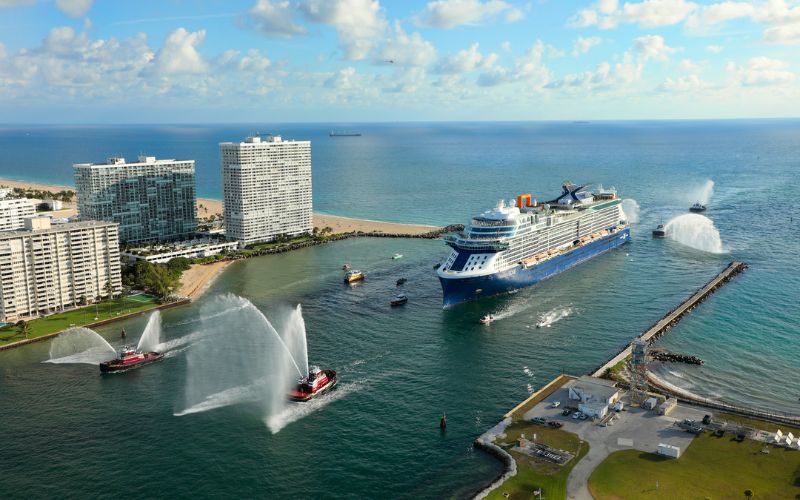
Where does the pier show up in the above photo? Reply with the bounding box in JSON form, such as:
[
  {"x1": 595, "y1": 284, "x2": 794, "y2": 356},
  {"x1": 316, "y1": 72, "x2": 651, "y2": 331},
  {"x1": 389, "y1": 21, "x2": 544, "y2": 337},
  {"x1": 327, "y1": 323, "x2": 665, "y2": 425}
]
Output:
[{"x1": 591, "y1": 261, "x2": 747, "y2": 378}]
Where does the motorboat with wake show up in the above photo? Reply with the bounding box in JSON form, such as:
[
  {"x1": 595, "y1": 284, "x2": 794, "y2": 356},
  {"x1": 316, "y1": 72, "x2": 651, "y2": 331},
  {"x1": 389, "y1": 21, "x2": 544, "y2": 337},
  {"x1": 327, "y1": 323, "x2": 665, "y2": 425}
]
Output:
[
  {"x1": 390, "y1": 293, "x2": 408, "y2": 306},
  {"x1": 100, "y1": 345, "x2": 163, "y2": 373},
  {"x1": 652, "y1": 224, "x2": 666, "y2": 238},
  {"x1": 479, "y1": 314, "x2": 495, "y2": 325},
  {"x1": 689, "y1": 202, "x2": 707, "y2": 213},
  {"x1": 288, "y1": 365, "x2": 337, "y2": 401},
  {"x1": 344, "y1": 270, "x2": 364, "y2": 283},
  {"x1": 392, "y1": 253, "x2": 403, "y2": 260}
]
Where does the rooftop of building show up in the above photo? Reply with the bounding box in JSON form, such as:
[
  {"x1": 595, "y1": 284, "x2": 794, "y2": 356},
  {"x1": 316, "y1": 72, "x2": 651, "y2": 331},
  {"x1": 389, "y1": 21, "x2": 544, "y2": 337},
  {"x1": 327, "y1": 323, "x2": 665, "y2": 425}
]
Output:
[
  {"x1": 219, "y1": 134, "x2": 310, "y2": 146},
  {"x1": 73, "y1": 155, "x2": 194, "y2": 168},
  {"x1": 0, "y1": 217, "x2": 117, "y2": 240}
]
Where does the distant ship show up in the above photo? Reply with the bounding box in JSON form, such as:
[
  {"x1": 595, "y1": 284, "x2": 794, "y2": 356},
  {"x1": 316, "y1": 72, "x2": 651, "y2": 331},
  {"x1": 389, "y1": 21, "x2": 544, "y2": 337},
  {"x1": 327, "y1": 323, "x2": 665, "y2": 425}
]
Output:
[
  {"x1": 437, "y1": 182, "x2": 630, "y2": 307},
  {"x1": 329, "y1": 131, "x2": 362, "y2": 137},
  {"x1": 100, "y1": 345, "x2": 163, "y2": 373}
]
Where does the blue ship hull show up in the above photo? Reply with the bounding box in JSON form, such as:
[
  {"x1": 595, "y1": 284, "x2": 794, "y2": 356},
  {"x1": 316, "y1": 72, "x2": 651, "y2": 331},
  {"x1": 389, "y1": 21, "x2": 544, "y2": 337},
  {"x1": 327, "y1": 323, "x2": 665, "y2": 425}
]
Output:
[{"x1": 439, "y1": 228, "x2": 630, "y2": 308}]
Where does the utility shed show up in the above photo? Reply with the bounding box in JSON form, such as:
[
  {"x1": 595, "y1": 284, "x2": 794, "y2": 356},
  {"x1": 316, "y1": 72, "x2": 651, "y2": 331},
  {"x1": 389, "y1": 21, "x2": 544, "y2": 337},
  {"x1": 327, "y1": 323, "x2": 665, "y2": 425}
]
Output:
[
  {"x1": 657, "y1": 443, "x2": 681, "y2": 458},
  {"x1": 658, "y1": 398, "x2": 677, "y2": 415},
  {"x1": 643, "y1": 397, "x2": 658, "y2": 410}
]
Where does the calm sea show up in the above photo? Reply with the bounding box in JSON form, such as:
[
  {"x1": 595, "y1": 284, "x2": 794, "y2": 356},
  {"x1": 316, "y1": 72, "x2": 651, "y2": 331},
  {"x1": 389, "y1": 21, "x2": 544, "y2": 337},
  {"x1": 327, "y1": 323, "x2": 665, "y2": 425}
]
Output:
[{"x1": 0, "y1": 121, "x2": 798, "y2": 497}]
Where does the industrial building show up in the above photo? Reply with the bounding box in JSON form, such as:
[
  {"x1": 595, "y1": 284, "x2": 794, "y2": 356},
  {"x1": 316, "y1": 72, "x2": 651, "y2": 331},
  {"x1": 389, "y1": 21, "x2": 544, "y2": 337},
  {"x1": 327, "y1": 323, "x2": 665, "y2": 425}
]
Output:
[
  {"x1": 74, "y1": 155, "x2": 197, "y2": 244},
  {"x1": 220, "y1": 135, "x2": 312, "y2": 245},
  {"x1": 0, "y1": 217, "x2": 122, "y2": 322}
]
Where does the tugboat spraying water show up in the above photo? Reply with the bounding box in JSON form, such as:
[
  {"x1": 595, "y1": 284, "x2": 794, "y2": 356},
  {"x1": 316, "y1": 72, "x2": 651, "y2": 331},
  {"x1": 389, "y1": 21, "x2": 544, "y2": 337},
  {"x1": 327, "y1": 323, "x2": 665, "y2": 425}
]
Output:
[
  {"x1": 99, "y1": 345, "x2": 164, "y2": 373},
  {"x1": 288, "y1": 365, "x2": 337, "y2": 402}
]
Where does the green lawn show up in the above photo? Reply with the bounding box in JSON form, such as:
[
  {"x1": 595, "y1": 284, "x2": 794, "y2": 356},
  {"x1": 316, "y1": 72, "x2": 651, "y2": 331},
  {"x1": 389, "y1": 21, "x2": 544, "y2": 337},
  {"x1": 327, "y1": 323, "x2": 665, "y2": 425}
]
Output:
[
  {"x1": 714, "y1": 412, "x2": 800, "y2": 435},
  {"x1": 0, "y1": 295, "x2": 161, "y2": 346},
  {"x1": 588, "y1": 432, "x2": 800, "y2": 499},
  {"x1": 487, "y1": 422, "x2": 590, "y2": 500}
]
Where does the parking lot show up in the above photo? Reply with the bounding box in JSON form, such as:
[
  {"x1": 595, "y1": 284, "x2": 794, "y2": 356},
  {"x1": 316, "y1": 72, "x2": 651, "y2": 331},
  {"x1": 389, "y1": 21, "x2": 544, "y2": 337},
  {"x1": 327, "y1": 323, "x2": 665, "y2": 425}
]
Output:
[{"x1": 522, "y1": 380, "x2": 707, "y2": 500}]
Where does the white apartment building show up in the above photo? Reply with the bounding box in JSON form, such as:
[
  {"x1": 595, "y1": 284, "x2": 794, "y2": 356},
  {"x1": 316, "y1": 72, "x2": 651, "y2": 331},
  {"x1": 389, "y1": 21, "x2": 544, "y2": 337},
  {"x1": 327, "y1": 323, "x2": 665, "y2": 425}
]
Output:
[
  {"x1": 122, "y1": 238, "x2": 239, "y2": 264},
  {"x1": 0, "y1": 197, "x2": 36, "y2": 232},
  {"x1": 220, "y1": 135, "x2": 312, "y2": 245},
  {"x1": 74, "y1": 155, "x2": 197, "y2": 244},
  {"x1": 0, "y1": 217, "x2": 122, "y2": 322}
]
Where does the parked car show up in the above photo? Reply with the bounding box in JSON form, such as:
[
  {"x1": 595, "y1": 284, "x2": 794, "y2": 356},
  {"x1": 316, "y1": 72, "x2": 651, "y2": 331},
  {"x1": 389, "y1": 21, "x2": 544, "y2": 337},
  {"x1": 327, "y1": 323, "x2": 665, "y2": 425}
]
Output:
[
  {"x1": 579, "y1": 413, "x2": 589, "y2": 420},
  {"x1": 572, "y1": 412, "x2": 582, "y2": 420},
  {"x1": 548, "y1": 421, "x2": 563, "y2": 429},
  {"x1": 551, "y1": 401, "x2": 561, "y2": 408},
  {"x1": 532, "y1": 417, "x2": 547, "y2": 425},
  {"x1": 561, "y1": 409, "x2": 572, "y2": 416}
]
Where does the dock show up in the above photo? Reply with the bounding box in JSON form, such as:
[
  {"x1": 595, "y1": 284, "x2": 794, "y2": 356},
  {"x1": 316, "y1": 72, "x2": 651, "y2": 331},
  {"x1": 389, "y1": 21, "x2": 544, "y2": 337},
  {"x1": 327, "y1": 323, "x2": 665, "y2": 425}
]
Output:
[{"x1": 591, "y1": 261, "x2": 748, "y2": 378}]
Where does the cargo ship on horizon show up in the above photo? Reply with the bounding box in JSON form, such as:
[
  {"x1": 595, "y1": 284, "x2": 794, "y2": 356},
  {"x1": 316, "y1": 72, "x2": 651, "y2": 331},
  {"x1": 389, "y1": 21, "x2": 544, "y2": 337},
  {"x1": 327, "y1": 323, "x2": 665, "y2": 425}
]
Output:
[{"x1": 437, "y1": 182, "x2": 630, "y2": 307}]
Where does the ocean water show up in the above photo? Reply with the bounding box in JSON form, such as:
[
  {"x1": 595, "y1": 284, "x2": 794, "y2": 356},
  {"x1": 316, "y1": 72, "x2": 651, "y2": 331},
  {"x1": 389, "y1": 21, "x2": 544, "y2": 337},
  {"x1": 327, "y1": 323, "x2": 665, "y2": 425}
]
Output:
[{"x1": 0, "y1": 121, "x2": 799, "y2": 497}]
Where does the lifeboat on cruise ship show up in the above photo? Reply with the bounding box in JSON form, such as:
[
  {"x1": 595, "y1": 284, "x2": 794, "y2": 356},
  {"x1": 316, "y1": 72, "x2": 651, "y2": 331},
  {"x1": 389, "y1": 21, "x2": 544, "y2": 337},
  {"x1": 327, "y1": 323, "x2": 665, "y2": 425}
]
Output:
[{"x1": 288, "y1": 366, "x2": 338, "y2": 402}]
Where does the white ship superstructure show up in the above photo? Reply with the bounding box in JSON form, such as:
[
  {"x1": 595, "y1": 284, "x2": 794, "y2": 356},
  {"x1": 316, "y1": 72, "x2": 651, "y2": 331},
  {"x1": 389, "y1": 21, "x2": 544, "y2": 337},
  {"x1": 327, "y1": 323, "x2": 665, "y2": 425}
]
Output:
[{"x1": 437, "y1": 182, "x2": 630, "y2": 306}]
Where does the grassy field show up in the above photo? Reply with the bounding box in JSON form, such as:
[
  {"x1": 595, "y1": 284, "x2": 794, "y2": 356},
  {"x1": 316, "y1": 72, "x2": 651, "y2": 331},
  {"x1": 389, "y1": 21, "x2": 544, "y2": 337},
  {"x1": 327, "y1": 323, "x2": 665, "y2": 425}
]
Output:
[
  {"x1": 0, "y1": 295, "x2": 160, "y2": 346},
  {"x1": 588, "y1": 432, "x2": 800, "y2": 499},
  {"x1": 487, "y1": 422, "x2": 589, "y2": 500}
]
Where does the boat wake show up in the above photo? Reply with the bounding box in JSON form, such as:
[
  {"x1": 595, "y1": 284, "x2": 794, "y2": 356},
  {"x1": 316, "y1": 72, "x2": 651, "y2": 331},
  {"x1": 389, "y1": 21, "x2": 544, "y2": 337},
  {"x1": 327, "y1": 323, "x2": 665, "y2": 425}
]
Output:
[
  {"x1": 535, "y1": 306, "x2": 573, "y2": 328},
  {"x1": 621, "y1": 199, "x2": 641, "y2": 223},
  {"x1": 265, "y1": 380, "x2": 364, "y2": 434}
]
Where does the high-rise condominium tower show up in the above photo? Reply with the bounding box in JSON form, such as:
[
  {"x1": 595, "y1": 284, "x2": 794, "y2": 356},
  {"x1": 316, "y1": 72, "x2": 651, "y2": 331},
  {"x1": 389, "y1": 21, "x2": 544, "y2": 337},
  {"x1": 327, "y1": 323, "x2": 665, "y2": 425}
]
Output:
[
  {"x1": 220, "y1": 135, "x2": 312, "y2": 245},
  {"x1": 74, "y1": 155, "x2": 196, "y2": 244}
]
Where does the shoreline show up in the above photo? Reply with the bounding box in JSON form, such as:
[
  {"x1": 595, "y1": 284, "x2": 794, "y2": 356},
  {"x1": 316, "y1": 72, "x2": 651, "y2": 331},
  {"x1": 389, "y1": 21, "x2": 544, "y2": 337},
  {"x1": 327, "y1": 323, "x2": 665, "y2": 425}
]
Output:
[{"x1": 0, "y1": 177, "x2": 442, "y2": 236}]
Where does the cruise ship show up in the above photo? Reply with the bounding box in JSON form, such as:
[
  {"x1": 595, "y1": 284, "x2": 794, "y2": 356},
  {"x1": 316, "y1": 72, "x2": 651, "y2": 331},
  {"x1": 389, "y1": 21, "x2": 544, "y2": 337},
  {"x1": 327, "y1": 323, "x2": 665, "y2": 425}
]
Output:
[{"x1": 437, "y1": 182, "x2": 630, "y2": 307}]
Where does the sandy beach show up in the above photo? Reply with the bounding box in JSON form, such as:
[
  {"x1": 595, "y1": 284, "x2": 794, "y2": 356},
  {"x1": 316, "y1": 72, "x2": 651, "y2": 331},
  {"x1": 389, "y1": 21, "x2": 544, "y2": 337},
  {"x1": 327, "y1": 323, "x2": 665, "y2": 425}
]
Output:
[
  {"x1": 176, "y1": 261, "x2": 233, "y2": 300},
  {"x1": 0, "y1": 178, "x2": 443, "y2": 235}
]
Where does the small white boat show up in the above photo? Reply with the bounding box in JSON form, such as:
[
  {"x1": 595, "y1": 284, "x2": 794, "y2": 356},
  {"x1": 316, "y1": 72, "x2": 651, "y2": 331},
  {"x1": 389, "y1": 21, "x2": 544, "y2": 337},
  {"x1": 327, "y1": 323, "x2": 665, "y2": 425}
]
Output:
[
  {"x1": 392, "y1": 253, "x2": 403, "y2": 260},
  {"x1": 479, "y1": 314, "x2": 494, "y2": 325}
]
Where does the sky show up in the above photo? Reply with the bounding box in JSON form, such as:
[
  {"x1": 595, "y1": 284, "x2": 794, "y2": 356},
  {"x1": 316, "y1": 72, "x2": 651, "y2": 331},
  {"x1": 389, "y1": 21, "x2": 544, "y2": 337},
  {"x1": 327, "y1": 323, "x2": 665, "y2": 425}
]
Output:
[{"x1": 0, "y1": 0, "x2": 799, "y2": 123}]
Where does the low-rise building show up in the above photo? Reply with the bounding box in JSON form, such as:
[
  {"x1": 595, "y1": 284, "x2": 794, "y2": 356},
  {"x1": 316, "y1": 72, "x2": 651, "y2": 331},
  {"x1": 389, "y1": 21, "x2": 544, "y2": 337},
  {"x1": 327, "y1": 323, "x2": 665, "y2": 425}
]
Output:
[
  {"x1": 568, "y1": 375, "x2": 621, "y2": 419},
  {"x1": 122, "y1": 238, "x2": 239, "y2": 264},
  {"x1": 0, "y1": 217, "x2": 122, "y2": 322},
  {"x1": 0, "y1": 197, "x2": 36, "y2": 232}
]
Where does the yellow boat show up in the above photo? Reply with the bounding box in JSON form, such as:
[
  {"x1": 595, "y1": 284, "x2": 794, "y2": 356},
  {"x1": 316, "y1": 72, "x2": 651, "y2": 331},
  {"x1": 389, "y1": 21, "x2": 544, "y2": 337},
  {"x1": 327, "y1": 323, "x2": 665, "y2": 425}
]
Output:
[{"x1": 344, "y1": 270, "x2": 365, "y2": 283}]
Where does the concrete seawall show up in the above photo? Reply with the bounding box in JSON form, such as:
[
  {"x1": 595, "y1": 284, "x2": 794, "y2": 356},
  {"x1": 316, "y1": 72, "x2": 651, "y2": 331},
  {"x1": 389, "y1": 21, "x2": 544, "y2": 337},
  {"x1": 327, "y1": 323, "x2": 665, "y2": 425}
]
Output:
[{"x1": 0, "y1": 299, "x2": 190, "y2": 351}]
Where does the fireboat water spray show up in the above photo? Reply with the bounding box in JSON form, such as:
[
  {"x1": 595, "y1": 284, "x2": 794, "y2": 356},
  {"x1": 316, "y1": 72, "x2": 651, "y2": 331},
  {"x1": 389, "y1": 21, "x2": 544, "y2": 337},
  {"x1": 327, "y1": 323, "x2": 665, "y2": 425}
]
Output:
[
  {"x1": 136, "y1": 311, "x2": 161, "y2": 352},
  {"x1": 664, "y1": 213, "x2": 725, "y2": 254},
  {"x1": 45, "y1": 327, "x2": 116, "y2": 364}
]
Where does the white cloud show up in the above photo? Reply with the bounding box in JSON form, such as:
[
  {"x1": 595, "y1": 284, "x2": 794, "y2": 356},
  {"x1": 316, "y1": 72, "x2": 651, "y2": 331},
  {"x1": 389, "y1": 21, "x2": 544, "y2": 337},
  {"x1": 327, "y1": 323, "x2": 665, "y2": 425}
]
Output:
[
  {"x1": 216, "y1": 49, "x2": 272, "y2": 72},
  {"x1": 436, "y1": 42, "x2": 495, "y2": 74},
  {"x1": 763, "y1": 22, "x2": 800, "y2": 44},
  {"x1": 546, "y1": 52, "x2": 642, "y2": 91},
  {"x1": 705, "y1": 44, "x2": 723, "y2": 53},
  {"x1": 0, "y1": 0, "x2": 35, "y2": 7},
  {"x1": 680, "y1": 58, "x2": 699, "y2": 71},
  {"x1": 659, "y1": 73, "x2": 708, "y2": 91},
  {"x1": 501, "y1": 41, "x2": 512, "y2": 52},
  {"x1": 325, "y1": 66, "x2": 357, "y2": 89},
  {"x1": 301, "y1": 0, "x2": 387, "y2": 60},
  {"x1": 415, "y1": 0, "x2": 521, "y2": 29},
  {"x1": 633, "y1": 35, "x2": 678, "y2": 62},
  {"x1": 477, "y1": 41, "x2": 551, "y2": 88},
  {"x1": 685, "y1": 1, "x2": 755, "y2": 28},
  {"x1": 250, "y1": 0, "x2": 306, "y2": 37},
  {"x1": 148, "y1": 28, "x2": 209, "y2": 76},
  {"x1": 728, "y1": 56, "x2": 796, "y2": 86},
  {"x1": 571, "y1": 0, "x2": 697, "y2": 29},
  {"x1": 381, "y1": 22, "x2": 437, "y2": 66},
  {"x1": 572, "y1": 36, "x2": 602, "y2": 56},
  {"x1": 382, "y1": 67, "x2": 428, "y2": 93},
  {"x1": 55, "y1": 0, "x2": 92, "y2": 17}
]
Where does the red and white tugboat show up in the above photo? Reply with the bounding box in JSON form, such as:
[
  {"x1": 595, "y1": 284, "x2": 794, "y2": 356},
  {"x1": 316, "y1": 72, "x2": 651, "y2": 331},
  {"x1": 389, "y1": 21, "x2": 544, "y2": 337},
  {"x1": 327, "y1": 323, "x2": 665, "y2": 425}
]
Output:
[
  {"x1": 288, "y1": 365, "x2": 337, "y2": 402},
  {"x1": 99, "y1": 345, "x2": 164, "y2": 373}
]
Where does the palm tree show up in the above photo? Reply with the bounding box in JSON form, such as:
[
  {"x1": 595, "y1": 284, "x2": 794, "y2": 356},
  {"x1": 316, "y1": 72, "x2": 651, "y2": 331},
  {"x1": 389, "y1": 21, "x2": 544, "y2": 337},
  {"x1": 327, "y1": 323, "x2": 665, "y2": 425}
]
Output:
[{"x1": 16, "y1": 320, "x2": 30, "y2": 339}]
